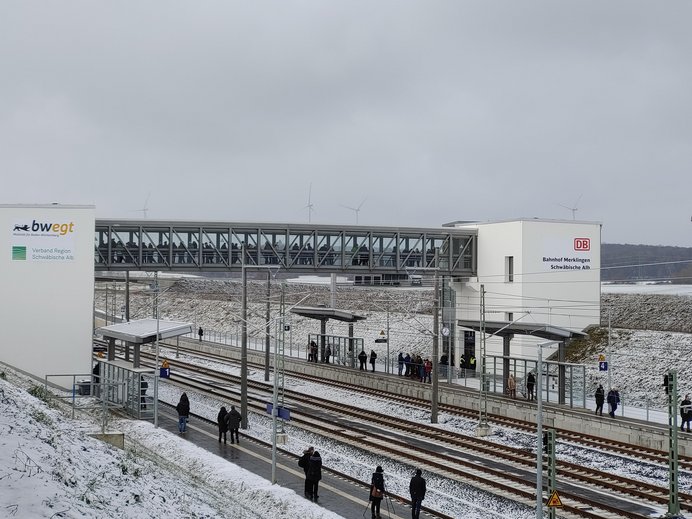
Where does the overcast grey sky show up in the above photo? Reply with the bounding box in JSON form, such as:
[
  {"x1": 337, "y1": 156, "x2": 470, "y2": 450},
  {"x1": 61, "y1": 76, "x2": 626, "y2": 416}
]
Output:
[{"x1": 1, "y1": 1, "x2": 690, "y2": 246}]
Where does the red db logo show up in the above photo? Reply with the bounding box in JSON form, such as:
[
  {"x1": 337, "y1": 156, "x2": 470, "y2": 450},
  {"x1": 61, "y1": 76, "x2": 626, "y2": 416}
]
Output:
[{"x1": 574, "y1": 238, "x2": 590, "y2": 251}]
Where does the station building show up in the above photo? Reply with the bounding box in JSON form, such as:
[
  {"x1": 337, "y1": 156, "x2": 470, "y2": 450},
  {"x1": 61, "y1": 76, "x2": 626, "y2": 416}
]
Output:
[{"x1": 449, "y1": 218, "x2": 601, "y2": 363}]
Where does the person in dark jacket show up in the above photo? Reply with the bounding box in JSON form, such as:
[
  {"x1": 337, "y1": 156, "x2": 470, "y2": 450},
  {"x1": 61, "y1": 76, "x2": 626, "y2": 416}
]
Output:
[
  {"x1": 526, "y1": 372, "x2": 536, "y2": 401},
  {"x1": 409, "y1": 468, "x2": 426, "y2": 519},
  {"x1": 225, "y1": 405, "x2": 242, "y2": 444},
  {"x1": 398, "y1": 352, "x2": 405, "y2": 376},
  {"x1": 176, "y1": 393, "x2": 190, "y2": 433},
  {"x1": 594, "y1": 384, "x2": 605, "y2": 416},
  {"x1": 681, "y1": 395, "x2": 692, "y2": 432},
  {"x1": 607, "y1": 388, "x2": 620, "y2": 418},
  {"x1": 217, "y1": 406, "x2": 228, "y2": 443},
  {"x1": 369, "y1": 350, "x2": 377, "y2": 373},
  {"x1": 369, "y1": 465, "x2": 385, "y2": 518},
  {"x1": 358, "y1": 349, "x2": 368, "y2": 370},
  {"x1": 299, "y1": 446, "x2": 314, "y2": 498},
  {"x1": 198, "y1": 327, "x2": 204, "y2": 342},
  {"x1": 306, "y1": 450, "x2": 322, "y2": 501}
]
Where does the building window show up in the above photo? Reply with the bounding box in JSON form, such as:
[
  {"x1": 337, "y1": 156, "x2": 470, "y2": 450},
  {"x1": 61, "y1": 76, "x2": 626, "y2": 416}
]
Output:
[
  {"x1": 506, "y1": 312, "x2": 513, "y2": 322},
  {"x1": 505, "y1": 256, "x2": 514, "y2": 283}
]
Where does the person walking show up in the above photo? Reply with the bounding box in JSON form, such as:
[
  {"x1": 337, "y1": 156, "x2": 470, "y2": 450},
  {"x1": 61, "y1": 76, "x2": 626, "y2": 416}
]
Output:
[
  {"x1": 299, "y1": 446, "x2": 314, "y2": 498},
  {"x1": 225, "y1": 405, "x2": 242, "y2": 444},
  {"x1": 369, "y1": 465, "x2": 385, "y2": 519},
  {"x1": 325, "y1": 344, "x2": 331, "y2": 364},
  {"x1": 594, "y1": 384, "x2": 605, "y2": 416},
  {"x1": 369, "y1": 350, "x2": 377, "y2": 373},
  {"x1": 409, "y1": 468, "x2": 426, "y2": 519},
  {"x1": 507, "y1": 373, "x2": 516, "y2": 399},
  {"x1": 176, "y1": 392, "x2": 190, "y2": 433},
  {"x1": 217, "y1": 406, "x2": 228, "y2": 443},
  {"x1": 398, "y1": 352, "x2": 405, "y2": 376},
  {"x1": 681, "y1": 395, "x2": 692, "y2": 432},
  {"x1": 198, "y1": 326, "x2": 204, "y2": 342},
  {"x1": 306, "y1": 450, "x2": 322, "y2": 502},
  {"x1": 358, "y1": 349, "x2": 368, "y2": 370},
  {"x1": 526, "y1": 372, "x2": 536, "y2": 401},
  {"x1": 607, "y1": 388, "x2": 620, "y2": 418}
]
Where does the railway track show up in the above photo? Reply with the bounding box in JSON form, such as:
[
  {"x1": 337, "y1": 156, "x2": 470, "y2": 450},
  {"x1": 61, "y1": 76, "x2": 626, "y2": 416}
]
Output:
[
  {"x1": 128, "y1": 348, "x2": 680, "y2": 518},
  {"x1": 157, "y1": 340, "x2": 692, "y2": 470}
]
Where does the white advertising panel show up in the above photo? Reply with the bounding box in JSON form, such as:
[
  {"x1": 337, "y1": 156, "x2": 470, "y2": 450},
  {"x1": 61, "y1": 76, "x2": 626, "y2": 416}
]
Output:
[{"x1": 0, "y1": 205, "x2": 94, "y2": 388}]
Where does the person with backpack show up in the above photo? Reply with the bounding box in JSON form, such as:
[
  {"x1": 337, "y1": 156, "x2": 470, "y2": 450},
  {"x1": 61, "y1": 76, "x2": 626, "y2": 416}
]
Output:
[
  {"x1": 176, "y1": 393, "x2": 190, "y2": 433},
  {"x1": 607, "y1": 388, "x2": 620, "y2": 418},
  {"x1": 217, "y1": 406, "x2": 228, "y2": 443},
  {"x1": 298, "y1": 446, "x2": 314, "y2": 498},
  {"x1": 369, "y1": 465, "x2": 385, "y2": 518},
  {"x1": 409, "y1": 468, "x2": 426, "y2": 519},
  {"x1": 306, "y1": 450, "x2": 322, "y2": 502},
  {"x1": 225, "y1": 405, "x2": 242, "y2": 443},
  {"x1": 369, "y1": 350, "x2": 377, "y2": 373}
]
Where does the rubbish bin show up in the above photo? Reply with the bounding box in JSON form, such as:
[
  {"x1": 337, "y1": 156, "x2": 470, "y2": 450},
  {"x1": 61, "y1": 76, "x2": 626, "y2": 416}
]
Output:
[{"x1": 77, "y1": 379, "x2": 91, "y2": 396}]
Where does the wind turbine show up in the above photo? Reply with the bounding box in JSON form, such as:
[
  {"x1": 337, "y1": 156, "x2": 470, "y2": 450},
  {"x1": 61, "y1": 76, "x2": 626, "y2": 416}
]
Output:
[
  {"x1": 558, "y1": 194, "x2": 582, "y2": 220},
  {"x1": 304, "y1": 183, "x2": 315, "y2": 223},
  {"x1": 134, "y1": 193, "x2": 151, "y2": 219},
  {"x1": 340, "y1": 197, "x2": 367, "y2": 224}
]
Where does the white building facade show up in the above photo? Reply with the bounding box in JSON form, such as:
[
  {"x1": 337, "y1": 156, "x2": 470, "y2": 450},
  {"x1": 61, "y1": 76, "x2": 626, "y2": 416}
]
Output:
[{"x1": 451, "y1": 218, "x2": 601, "y2": 361}]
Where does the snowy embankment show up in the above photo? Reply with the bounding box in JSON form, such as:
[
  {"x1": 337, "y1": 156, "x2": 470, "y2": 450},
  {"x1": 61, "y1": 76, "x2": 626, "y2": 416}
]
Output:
[{"x1": 0, "y1": 369, "x2": 341, "y2": 519}]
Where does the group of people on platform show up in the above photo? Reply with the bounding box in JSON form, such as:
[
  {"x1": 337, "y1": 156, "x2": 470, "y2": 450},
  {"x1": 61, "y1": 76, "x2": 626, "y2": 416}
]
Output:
[
  {"x1": 358, "y1": 349, "x2": 378, "y2": 372},
  {"x1": 307, "y1": 340, "x2": 334, "y2": 364},
  {"x1": 298, "y1": 447, "x2": 426, "y2": 519},
  {"x1": 594, "y1": 384, "x2": 621, "y2": 418},
  {"x1": 397, "y1": 353, "x2": 433, "y2": 383}
]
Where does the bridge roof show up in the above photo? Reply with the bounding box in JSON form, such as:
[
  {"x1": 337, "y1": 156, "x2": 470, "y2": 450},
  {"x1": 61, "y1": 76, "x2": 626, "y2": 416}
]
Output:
[{"x1": 457, "y1": 320, "x2": 586, "y2": 341}]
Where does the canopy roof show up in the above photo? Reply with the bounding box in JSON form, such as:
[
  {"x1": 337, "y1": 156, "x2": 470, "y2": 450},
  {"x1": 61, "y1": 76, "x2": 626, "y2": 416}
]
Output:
[
  {"x1": 457, "y1": 320, "x2": 586, "y2": 341},
  {"x1": 96, "y1": 319, "x2": 193, "y2": 344},
  {"x1": 290, "y1": 305, "x2": 366, "y2": 323}
]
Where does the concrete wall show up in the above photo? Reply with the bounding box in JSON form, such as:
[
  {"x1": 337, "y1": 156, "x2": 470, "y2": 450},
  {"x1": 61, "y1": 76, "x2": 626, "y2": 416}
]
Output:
[{"x1": 0, "y1": 204, "x2": 95, "y2": 388}]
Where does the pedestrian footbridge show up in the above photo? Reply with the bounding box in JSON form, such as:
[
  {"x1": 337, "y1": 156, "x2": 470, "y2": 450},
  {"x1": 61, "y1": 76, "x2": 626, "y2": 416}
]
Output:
[{"x1": 95, "y1": 219, "x2": 476, "y2": 278}]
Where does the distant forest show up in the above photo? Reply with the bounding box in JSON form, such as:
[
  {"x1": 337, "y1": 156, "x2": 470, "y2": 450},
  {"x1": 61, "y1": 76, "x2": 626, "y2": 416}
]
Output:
[{"x1": 602, "y1": 243, "x2": 692, "y2": 283}]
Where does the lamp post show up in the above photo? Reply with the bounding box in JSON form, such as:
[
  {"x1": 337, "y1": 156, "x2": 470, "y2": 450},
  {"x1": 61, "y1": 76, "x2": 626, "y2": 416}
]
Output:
[{"x1": 153, "y1": 272, "x2": 160, "y2": 427}]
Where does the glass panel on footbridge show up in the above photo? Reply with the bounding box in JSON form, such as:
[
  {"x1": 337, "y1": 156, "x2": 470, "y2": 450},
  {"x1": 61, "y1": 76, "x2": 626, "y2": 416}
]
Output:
[
  {"x1": 201, "y1": 229, "x2": 229, "y2": 266},
  {"x1": 141, "y1": 228, "x2": 170, "y2": 266},
  {"x1": 171, "y1": 228, "x2": 199, "y2": 266},
  {"x1": 287, "y1": 231, "x2": 316, "y2": 267},
  {"x1": 316, "y1": 232, "x2": 340, "y2": 267},
  {"x1": 111, "y1": 228, "x2": 140, "y2": 265},
  {"x1": 373, "y1": 234, "x2": 397, "y2": 267},
  {"x1": 398, "y1": 235, "x2": 423, "y2": 268},
  {"x1": 345, "y1": 233, "x2": 370, "y2": 267},
  {"x1": 259, "y1": 230, "x2": 287, "y2": 266}
]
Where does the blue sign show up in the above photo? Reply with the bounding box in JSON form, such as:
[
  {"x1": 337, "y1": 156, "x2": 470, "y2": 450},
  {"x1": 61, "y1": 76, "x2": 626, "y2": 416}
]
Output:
[
  {"x1": 599, "y1": 361, "x2": 608, "y2": 371},
  {"x1": 266, "y1": 403, "x2": 291, "y2": 420}
]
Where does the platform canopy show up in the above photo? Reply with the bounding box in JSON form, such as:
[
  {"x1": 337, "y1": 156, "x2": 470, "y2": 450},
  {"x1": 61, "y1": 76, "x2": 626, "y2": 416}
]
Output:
[
  {"x1": 457, "y1": 320, "x2": 586, "y2": 341},
  {"x1": 290, "y1": 305, "x2": 366, "y2": 323},
  {"x1": 96, "y1": 318, "x2": 193, "y2": 344}
]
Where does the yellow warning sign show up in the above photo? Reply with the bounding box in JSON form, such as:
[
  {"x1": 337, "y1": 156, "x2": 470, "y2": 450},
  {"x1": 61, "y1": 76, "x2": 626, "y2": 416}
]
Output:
[
  {"x1": 546, "y1": 490, "x2": 563, "y2": 508},
  {"x1": 598, "y1": 354, "x2": 606, "y2": 362}
]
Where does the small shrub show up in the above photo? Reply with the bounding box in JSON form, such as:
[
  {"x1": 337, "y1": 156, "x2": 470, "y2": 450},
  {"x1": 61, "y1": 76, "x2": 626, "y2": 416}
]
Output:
[
  {"x1": 0, "y1": 371, "x2": 6, "y2": 380},
  {"x1": 32, "y1": 410, "x2": 52, "y2": 427},
  {"x1": 28, "y1": 385, "x2": 50, "y2": 403}
]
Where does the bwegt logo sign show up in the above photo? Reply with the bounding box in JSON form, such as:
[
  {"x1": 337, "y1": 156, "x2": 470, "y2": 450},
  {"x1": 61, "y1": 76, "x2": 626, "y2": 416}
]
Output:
[
  {"x1": 13, "y1": 220, "x2": 75, "y2": 236},
  {"x1": 574, "y1": 238, "x2": 590, "y2": 251}
]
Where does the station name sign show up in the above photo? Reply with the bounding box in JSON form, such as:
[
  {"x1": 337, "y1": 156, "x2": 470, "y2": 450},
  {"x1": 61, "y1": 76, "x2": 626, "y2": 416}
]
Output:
[{"x1": 541, "y1": 237, "x2": 592, "y2": 271}]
